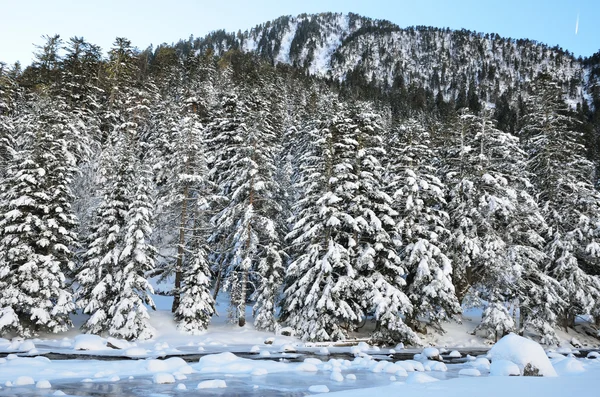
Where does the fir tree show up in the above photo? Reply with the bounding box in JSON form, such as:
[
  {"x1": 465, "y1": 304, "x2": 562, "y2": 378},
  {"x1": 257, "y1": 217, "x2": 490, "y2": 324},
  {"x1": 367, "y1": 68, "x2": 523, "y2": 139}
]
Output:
[
  {"x1": 389, "y1": 117, "x2": 460, "y2": 334},
  {"x1": 0, "y1": 102, "x2": 76, "y2": 336},
  {"x1": 522, "y1": 74, "x2": 600, "y2": 330}
]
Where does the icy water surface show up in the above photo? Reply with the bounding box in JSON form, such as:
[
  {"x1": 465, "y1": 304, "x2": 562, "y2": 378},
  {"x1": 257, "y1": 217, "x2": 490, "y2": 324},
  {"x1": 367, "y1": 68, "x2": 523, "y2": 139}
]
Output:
[{"x1": 0, "y1": 362, "x2": 465, "y2": 397}]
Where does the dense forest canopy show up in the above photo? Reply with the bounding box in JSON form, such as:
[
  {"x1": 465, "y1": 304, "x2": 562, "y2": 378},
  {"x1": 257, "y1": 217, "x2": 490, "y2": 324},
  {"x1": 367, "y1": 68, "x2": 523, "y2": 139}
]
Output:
[{"x1": 1, "y1": 12, "x2": 600, "y2": 344}]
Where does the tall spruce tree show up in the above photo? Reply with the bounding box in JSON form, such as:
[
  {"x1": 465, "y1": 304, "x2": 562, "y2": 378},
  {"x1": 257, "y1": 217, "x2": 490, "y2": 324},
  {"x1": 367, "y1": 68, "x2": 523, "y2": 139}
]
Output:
[
  {"x1": 0, "y1": 99, "x2": 76, "y2": 336},
  {"x1": 522, "y1": 74, "x2": 600, "y2": 330},
  {"x1": 389, "y1": 117, "x2": 460, "y2": 334}
]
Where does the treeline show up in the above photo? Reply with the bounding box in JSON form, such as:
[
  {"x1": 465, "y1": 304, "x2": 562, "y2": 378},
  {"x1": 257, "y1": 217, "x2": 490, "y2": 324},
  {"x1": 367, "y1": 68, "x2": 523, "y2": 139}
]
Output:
[{"x1": 0, "y1": 34, "x2": 599, "y2": 345}]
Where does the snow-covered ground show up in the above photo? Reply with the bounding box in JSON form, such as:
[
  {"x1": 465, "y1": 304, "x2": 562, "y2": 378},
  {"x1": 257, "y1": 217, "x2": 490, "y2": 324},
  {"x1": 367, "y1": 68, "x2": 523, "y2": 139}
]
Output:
[{"x1": 0, "y1": 294, "x2": 599, "y2": 396}]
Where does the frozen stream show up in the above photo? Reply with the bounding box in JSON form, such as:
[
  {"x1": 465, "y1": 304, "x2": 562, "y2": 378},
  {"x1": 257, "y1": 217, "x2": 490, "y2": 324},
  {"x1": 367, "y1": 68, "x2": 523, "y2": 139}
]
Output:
[{"x1": 0, "y1": 360, "x2": 466, "y2": 397}]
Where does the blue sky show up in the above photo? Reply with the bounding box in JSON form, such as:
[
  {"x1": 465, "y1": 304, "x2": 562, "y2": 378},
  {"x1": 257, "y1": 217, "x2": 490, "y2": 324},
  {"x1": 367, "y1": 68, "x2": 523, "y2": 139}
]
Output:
[{"x1": 1, "y1": 0, "x2": 598, "y2": 66}]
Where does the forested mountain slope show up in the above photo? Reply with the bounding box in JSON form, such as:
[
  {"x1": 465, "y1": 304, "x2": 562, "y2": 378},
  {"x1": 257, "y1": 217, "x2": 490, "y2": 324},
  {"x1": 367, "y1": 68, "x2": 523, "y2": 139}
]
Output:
[{"x1": 0, "y1": 13, "x2": 600, "y2": 345}]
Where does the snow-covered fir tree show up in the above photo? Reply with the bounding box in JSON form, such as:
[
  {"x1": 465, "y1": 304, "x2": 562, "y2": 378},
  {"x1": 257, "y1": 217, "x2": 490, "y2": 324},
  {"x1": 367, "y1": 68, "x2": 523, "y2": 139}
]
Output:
[
  {"x1": 0, "y1": 100, "x2": 76, "y2": 336},
  {"x1": 208, "y1": 83, "x2": 284, "y2": 327},
  {"x1": 389, "y1": 117, "x2": 460, "y2": 334},
  {"x1": 522, "y1": 74, "x2": 600, "y2": 330},
  {"x1": 346, "y1": 105, "x2": 418, "y2": 344}
]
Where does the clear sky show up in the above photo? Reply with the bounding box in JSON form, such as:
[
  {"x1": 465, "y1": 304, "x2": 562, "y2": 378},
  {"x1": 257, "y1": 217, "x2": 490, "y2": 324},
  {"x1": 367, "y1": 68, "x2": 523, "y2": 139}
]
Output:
[{"x1": 1, "y1": 0, "x2": 598, "y2": 66}]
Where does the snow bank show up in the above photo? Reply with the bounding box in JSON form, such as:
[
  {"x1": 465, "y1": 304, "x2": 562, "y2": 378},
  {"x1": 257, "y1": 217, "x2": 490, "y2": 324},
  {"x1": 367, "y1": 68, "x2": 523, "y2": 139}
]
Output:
[
  {"x1": 489, "y1": 333, "x2": 557, "y2": 376},
  {"x1": 553, "y1": 357, "x2": 586, "y2": 375}
]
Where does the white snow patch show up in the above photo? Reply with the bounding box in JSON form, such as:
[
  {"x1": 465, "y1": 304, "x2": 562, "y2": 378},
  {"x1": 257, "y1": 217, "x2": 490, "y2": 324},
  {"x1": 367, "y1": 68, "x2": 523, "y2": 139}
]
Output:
[
  {"x1": 308, "y1": 384, "x2": 330, "y2": 393},
  {"x1": 330, "y1": 371, "x2": 344, "y2": 382}
]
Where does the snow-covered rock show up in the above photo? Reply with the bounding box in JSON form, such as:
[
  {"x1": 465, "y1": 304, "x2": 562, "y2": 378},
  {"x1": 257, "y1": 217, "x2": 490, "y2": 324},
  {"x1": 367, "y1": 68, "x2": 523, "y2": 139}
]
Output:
[
  {"x1": 153, "y1": 373, "x2": 175, "y2": 384},
  {"x1": 14, "y1": 376, "x2": 35, "y2": 386},
  {"x1": 36, "y1": 380, "x2": 51, "y2": 389},
  {"x1": 330, "y1": 371, "x2": 344, "y2": 382},
  {"x1": 469, "y1": 357, "x2": 491, "y2": 371},
  {"x1": 73, "y1": 335, "x2": 107, "y2": 351},
  {"x1": 490, "y1": 359, "x2": 521, "y2": 376},
  {"x1": 422, "y1": 347, "x2": 441, "y2": 360},
  {"x1": 147, "y1": 357, "x2": 188, "y2": 372},
  {"x1": 448, "y1": 350, "x2": 462, "y2": 358},
  {"x1": 176, "y1": 383, "x2": 186, "y2": 390},
  {"x1": 587, "y1": 351, "x2": 599, "y2": 359},
  {"x1": 490, "y1": 333, "x2": 557, "y2": 377},
  {"x1": 197, "y1": 379, "x2": 227, "y2": 389},
  {"x1": 346, "y1": 374, "x2": 357, "y2": 380},
  {"x1": 459, "y1": 368, "x2": 481, "y2": 376}
]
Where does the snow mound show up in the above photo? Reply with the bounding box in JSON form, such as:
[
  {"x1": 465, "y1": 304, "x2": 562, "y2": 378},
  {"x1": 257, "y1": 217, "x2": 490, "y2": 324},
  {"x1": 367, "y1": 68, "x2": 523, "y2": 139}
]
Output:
[
  {"x1": 106, "y1": 337, "x2": 131, "y2": 349},
  {"x1": 308, "y1": 384, "x2": 330, "y2": 393},
  {"x1": 176, "y1": 383, "x2": 186, "y2": 390},
  {"x1": 587, "y1": 352, "x2": 599, "y2": 359},
  {"x1": 449, "y1": 350, "x2": 462, "y2": 358},
  {"x1": 490, "y1": 359, "x2": 521, "y2": 376},
  {"x1": 73, "y1": 335, "x2": 107, "y2": 351},
  {"x1": 427, "y1": 361, "x2": 447, "y2": 372},
  {"x1": 146, "y1": 357, "x2": 188, "y2": 372},
  {"x1": 36, "y1": 380, "x2": 51, "y2": 388},
  {"x1": 330, "y1": 371, "x2": 344, "y2": 382},
  {"x1": 422, "y1": 347, "x2": 440, "y2": 359},
  {"x1": 490, "y1": 333, "x2": 557, "y2": 377},
  {"x1": 459, "y1": 368, "x2": 481, "y2": 376},
  {"x1": 199, "y1": 352, "x2": 239, "y2": 366},
  {"x1": 406, "y1": 372, "x2": 439, "y2": 384},
  {"x1": 469, "y1": 357, "x2": 491, "y2": 371},
  {"x1": 14, "y1": 376, "x2": 35, "y2": 386},
  {"x1": 53, "y1": 391, "x2": 66, "y2": 396},
  {"x1": 346, "y1": 374, "x2": 356, "y2": 380},
  {"x1": 197, "y1": 379, "x2": 227, "y2": 389},
  {"x1": 553, "y1": 358, "x2": 586, "y2": 375},
  {"x1": 153, "y1": 373, "x2": 175, "y2": 384}
]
